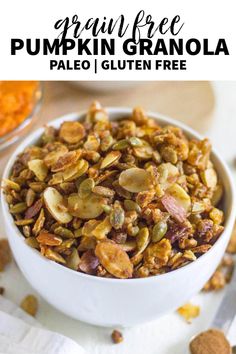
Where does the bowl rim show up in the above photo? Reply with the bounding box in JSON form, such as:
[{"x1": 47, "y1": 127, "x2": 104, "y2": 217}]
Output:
[{"x1": 1, "y1": 107, "x2": 236, "y2": 284}]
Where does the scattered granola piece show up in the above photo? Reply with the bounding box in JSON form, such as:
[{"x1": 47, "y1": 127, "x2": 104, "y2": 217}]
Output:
[
  {"x1": 0, "y1": 239, "x2": 12, "y2": 271},
  {"x1": 177, "y1": 303, "x2": 200, "y2": 323},
  {"x1": 20, "y1": 294, "x2": 38, "y2": 316},
  {"x1": 111, "y1": 330, "x2": 123, "y2": 344}
]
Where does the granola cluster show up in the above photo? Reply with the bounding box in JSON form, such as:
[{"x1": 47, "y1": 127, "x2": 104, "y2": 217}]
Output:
[{"x1": 3, "y1": 102, "x2": 225, "y2": 279}]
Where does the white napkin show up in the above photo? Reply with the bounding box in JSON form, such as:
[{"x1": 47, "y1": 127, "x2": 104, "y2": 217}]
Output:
[{"x1": 0, "y1": 296, "x2": 86, "y2": 354}]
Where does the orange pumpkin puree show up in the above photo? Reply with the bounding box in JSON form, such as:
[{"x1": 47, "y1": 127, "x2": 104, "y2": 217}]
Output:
[{"x1": 0, "y1": 81, "x2": 39, "y2": 138}]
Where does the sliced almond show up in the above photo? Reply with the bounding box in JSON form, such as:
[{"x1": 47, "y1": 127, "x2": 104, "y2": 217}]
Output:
[
  {"x1": 95, "y1": 241, "x2": 133, "y2": 279},
  {"x1": 28, "y1": 159, "x2": 48, "y2": 181},
  {"x1": 167, "y1": 183, "x2": 191, "y2": 213},
  {"x1": 59, "y1": 121, "x2": 85, "y2": 144},
  {"x1": 133, "y1": 140, "x2": 153, "y2": 160},
  {"x1": 119, "y1": 168, "x2": 152, "y2": 193},
  {"x1": 51, "y1": 150, "x2": 81, "y2": 172},
  {"x1": 44, "y1": 144, "x2": 68, "y2": 168},
  {"x1": 157, "y1": 163, "x2": 179, "y2": 190},
  {"x1": 43, "y1": 187, "x2": 72, "y2": 224},
  {"x1": 68, "y1": 193, "x2": 105, "y2": 219}
]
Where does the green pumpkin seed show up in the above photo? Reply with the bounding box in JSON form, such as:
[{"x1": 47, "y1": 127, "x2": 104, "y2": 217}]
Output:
[
  {"x1": 113, "y1": 139, "x2": 129, "y2": 150},
  {"x1": 101, "y1": 204, "x2": 112, "y2": 214},
  {"x1": 110, "y1": 203, "x2": 125, "y2": 230},
  {"x1": 152, "y1": 221, "x2": 168, "y2": 242},
  {"x1": 54, "y1": 226, "x2": 75, "y2": 239},
  {"x1": 25, "y1": 237, "x2": 39, "y2": 249},
  {"x1": 101, "y1": 135, "x2": 114, "y2": 152},
  {"x1": 23, "y1": 225, "x2": 31, "y2": 238},
  {"x1": 10, "y1": 202, "x2": 27, "y2": 214},
  {"x1": 136, "y1": 227, "x2": 150, "y2": 253},
  {"x1": 3, "y1": 179, "x2": 20, "y2": 191},
  {"x1": 74, "y1": 228, "x2": 83, "y2": 237},
  {"x1": 26, "y1": 188, "x2": 36, "y2": 207},
  {"x1": 79, "y1": 178, "x2": 95, "y2": 199},
  {"x1": 124, "y1": 200, "x2": 141, "y2": 213},
  {"x1": 66, "y1": 248, "x2": 81, "y2": 270},
  {"x1": 15, "y1": 219, "x2": 34, "y2": 226},
  {"x1": 129, "y1": 137, "x2": 143, "y2": 147}
]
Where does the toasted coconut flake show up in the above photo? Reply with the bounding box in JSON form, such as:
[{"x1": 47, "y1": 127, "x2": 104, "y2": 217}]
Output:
[{"x1": 119, "y1": 168, "x2": 152, "y2": 193}]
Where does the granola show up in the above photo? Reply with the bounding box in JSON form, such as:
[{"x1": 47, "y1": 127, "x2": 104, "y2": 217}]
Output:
[{"x1": 3, "y1": 102, "x2": 225, "y2": 279}]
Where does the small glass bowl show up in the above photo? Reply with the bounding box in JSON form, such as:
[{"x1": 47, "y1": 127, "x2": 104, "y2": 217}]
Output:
[{"x1": 0, "y1": 82, "x2": 43, "y2": 152}]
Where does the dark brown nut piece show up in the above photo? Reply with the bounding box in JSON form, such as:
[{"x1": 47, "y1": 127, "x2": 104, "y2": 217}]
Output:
[
  {"x1": 20, "y1": 295, "x2": 38, "y2": 316},
  {"x1": 25, "y1": 199, "x2": 42, "y2": 219},
  {"x1": 79, "y1": 250, "x2": 99, "y2": 275},
  {"x1": 0, "y1": 239, "x2": 11, "y2": 271},
  {"x1": 95, "y1": 241, "x2": 133, "y2": 279},
  {"x1": 111, "y1": 329, "x2": 124, "y2": 344},
  {"x1": 59, "y1": 121, "x2": 85, "y2": 144},
  {"x1": 0, "y1": 287, "x2": 5, "y2": 295},
  {"x1": 161, "y1": 194, "x2": 187, "y2": 223}
]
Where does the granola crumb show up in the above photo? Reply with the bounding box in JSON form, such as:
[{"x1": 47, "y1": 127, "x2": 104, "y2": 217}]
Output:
[
  {"x1": 111, "y1": 329, "x2": 124, "y2": 344},
  {"x1": 20, "y1": 294, "x2": 38, "y2": 317},
  {"x1": 0, "y1": 239, "x2": 12, "y2": 271},
  {"x1": 177, "y1": 303, "x2": 200, "y2": 323}
]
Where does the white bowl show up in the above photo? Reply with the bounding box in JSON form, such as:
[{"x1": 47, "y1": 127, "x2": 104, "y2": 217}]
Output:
[{"x1": 1, "y1": 108, "x2": 236, "y2": 327}]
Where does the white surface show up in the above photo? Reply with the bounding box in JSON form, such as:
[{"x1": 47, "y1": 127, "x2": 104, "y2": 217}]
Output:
[
  {"x1": 2, "y1": 108, "x2": 235, "y2": 328},
  {"x1": 0, "y1": 81, "x2": 236, "y2": 353},
  {"x1": 0, "y1": 296, "x2": 85, "y2": 354}
]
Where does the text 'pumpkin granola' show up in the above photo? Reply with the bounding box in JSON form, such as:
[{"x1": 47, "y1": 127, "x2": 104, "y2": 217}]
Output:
[{"x1": 3, "y1": 102, "x2": 225, "y2": 279}]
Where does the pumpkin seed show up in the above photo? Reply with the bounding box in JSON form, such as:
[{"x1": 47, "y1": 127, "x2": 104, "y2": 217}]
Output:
[
  {"x1": 113, "y1": 139, "x2": 129, "y2": 150},
  {"x1": 3, "y1": 179, "x2": 20, "y2": 191},
  {"x1": 136, "y1": 227, "x2": 150, "y2": 253},
  {"x1": 66, "y1": 248, "x2": 80, "y2": 270},
  {"x1": 54, "y1": 226, "x2": 75, "y2": 238},
  {"x1": 10, "y1": 202, "x2": 27, "y2": 214},
  {"x1": 79, "y1": 178, "x2": 95, "y2": 198},
  {"x1": 100, "y1": 151, "x2": 121, "y2": 169},
  {"x1": 124, "y1": 200, "x2": 141, "y2": 213},
  {"x1": 129, "y1": 137, "x2": 143, "y2": 147},
  {"x1": 26, "y1": 188, "x2": 36, "y2": 207},
  {"x1": 152, "y1": 221, "x2": 168, "y2": 242},
  {"x1": 25, "y1": 237, "x2": 39, "y2": 249},
  {"x1": 15, "y1": 219, "x2": 34, "y2": 226},
  {"x1": 32, "y1": 209, "x2": 45, "y2": 235},
  {"x1": 110, "y1": 203, "x2": 125, "y2": 230}
]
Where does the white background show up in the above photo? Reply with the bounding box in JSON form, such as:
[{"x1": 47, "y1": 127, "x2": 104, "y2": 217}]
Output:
[{"x1": 0, "y1": 0, "x2": 236, "y2": 80}]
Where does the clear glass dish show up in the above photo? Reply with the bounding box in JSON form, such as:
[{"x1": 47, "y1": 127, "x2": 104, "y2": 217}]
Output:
[{"x1": 0, "y1": 82, "x2": 43, "y2": 152}]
